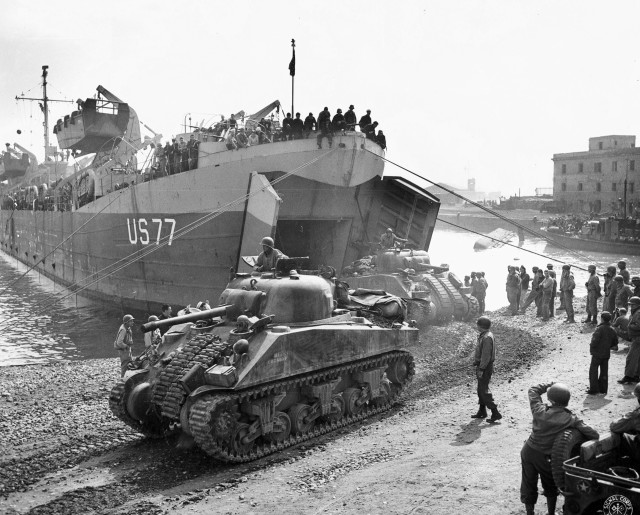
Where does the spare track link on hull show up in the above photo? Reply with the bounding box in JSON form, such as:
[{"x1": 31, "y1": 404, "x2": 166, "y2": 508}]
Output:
[
  {"x1": 421, "y1": 276, "x2": 453, "y2": 322},
  {"x1": 109, "y1": 374, "x2": 164, "y2": 438},
  {"x1": 465, "y1": 294, "x2": 480, "y2": 321},
  {"x1": 188, "y1": 351, "x2": 414, "y2": 463},
  {"x1": 151, "y1": 334, "x2": 231, "y2": 421}
]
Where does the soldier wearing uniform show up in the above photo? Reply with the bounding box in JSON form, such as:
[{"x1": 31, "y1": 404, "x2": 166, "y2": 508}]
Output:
[
  {"x1": 505, "y1": 266, "x2": 521, "y2": 316},
  {"x1": 632, "y1": 276, "x2": 640, "y2": 297},
  {"x1": 615, "y1": 275, "x2": 634, "y2": 311},
  {"x1": 619, "y1": 260, "x2": 631, "y2": 285},
  {"x1": 587, "y1": 311, "x2": 618, "y2": 395},
  {"x1": 520, "y1": 383, "x2": 599, "y2": 515},
  {"x1": 255, "y1": 236, "x2": 287, "y2": 273},
  {"x1": 114, "y1": 314, "x2": 135, "y2": 377},
  {"x1": 583, "y1": 265, "x2": 600, "y2": 325},
  {"x1": 604, "y1": 265, "x2": 618, "y2": 315},
  {"x1": 380, "y1": 228, "x2": 407, "y2": 249},
  {"x1": 618, "y1": 296, "x2": 640, "y2": 384},
  {"x1": 471, "y1": 316, "x2": 502, "y2": 422},
  {"x1": 560, "y1": 265, "x2": 576, "y2": 323},
  {"x1": 610, "y1": 383, "x2": 640, "y2": 462}
]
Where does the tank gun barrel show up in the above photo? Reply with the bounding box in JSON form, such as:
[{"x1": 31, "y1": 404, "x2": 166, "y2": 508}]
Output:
[{"x1": 141, "y1": 305, "x2": 230, "y2": 333}]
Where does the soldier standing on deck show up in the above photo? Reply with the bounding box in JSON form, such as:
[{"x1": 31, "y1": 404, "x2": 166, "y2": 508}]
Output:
[
  {"x1": 560, "y1": 265, "x2": 576, "y2": 323},
  {"x1": 583, "y1": 265, "x2": 600, "y2": 325},
  {"x1": 618, "y1": 297, "x2": 640, "y2": 385},
  {"x1": 471, "y1": 316, "x2": 502, "y2": 422}
]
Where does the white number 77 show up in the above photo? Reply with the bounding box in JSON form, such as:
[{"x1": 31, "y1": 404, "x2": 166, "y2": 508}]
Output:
[{"x1": 151, "y1": 218, "x2": 176, "y2": 246}]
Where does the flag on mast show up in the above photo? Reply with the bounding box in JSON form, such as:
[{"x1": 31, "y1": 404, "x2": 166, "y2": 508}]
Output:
[{"x1": 289, "y1": 40, "x2": 296, "y2": 76}]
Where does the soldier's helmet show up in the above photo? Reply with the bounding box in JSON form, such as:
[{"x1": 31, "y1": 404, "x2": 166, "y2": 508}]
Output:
[
  {"x1": 632, "y1": 276, "x2": 640, "y2": 283},
  {"x1": 607, "y1": 265, "x2": 617, "y2": 273},
  {"x1": 630, "y1": 297, "x2": 640, "y2": 306},
  {"x1": 614, "y1": 275, "x2": 624, "y2": 282},
  {"x1": 618, "y1": 260, "x2": 627, "y2": 268},
  {"x1": 588, "y1": 265, "x2": 596, "y2": 271},
  {"x1": 601, "y1": 311, "x2": 612, "y2": 322},
  {"x1": 261, "y1": 236, "x2": 274, "y2": 248},
  {"x1": 547, "y1": 383, "x2": 571, "y2": 406},
  {"x1": 476, "y1": 316, "x2": 491, "y2": 330}
]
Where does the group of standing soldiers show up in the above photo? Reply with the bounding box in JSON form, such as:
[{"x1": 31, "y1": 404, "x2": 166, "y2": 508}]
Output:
[
  {"x1": 152, "y1": 134, "x2": 200, "y2": 177},
  {"x1": 464, "y1": 272, "x2": 488, "y2": 315}
]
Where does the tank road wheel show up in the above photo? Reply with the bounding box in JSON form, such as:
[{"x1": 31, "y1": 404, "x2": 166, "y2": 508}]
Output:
[
  {"x1": 322, "y1": 394, "x2": 346, "y2": 423},
  {"x1": 343, "y1": 387, "x2": 366, "y2": 416},
  {"x1": 289, "y1": 403, "x2": 316, "y2": 434},
  {"x1": 371, "y1": 379, "x2": 392, "y2": 408},
  {"x1": 230, "y1": 422, "x2": 255, "y2": 455},
  {"x1": 386, "y1": 359, "x2": 409, "y2": 385},
  {"x1": 265, "y1": 411, "x2": 291, "y2": 443}
]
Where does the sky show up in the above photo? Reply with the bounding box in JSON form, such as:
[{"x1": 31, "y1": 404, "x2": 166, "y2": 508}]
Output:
[{"x1": 2, "y1": 1, "x2": 640, "y2": 198}]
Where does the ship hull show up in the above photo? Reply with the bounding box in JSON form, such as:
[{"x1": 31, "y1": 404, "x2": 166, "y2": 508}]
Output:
[
  {"x1": 542, "y1": 230, "x2": 640, "y2": 256},
  {"x1": 0, "y1": 134, "x2": 440, "y2": 312}
]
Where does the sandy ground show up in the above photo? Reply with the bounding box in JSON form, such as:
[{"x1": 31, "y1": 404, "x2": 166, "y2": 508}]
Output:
[{"x1": 1, "y1": 297, "x2": 637, "y2": 515}]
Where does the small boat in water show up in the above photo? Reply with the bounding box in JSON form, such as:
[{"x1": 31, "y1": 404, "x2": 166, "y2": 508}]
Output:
[{"x1": 473, "y1": 228, "x2": 517, "y2": 250}]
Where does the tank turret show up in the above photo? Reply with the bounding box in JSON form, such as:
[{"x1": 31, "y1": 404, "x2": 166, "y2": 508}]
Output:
[{"x1": 109, "y1": 268, "x2": 416, "y2": 462}]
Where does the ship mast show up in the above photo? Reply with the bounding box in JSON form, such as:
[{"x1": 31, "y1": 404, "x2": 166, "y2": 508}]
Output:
[{"x1": 15, "y1": 65, "x2": 73, "y2": 159}]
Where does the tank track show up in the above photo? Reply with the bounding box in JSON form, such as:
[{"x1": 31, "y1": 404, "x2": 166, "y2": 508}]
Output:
[
  {"x1": 421, "y1": 275, "x2": 453, "y2": 322},
  {"x1": 437, "y1": 275, "x2": 467, "y2": 320},
  {"x1": 109, "y1": 373, "x2": 165, "y2": 438},
  {"x1": 151, "y1": 334, "x2": 232, "y2": 420},
  {"x1": 188, "y1": 350, "x2": 414, "y2": 463}
]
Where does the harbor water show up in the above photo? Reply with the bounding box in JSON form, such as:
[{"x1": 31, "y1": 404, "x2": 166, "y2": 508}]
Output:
[{"x1": 1, "y1": 227, "x2": 639, "y2": 366}]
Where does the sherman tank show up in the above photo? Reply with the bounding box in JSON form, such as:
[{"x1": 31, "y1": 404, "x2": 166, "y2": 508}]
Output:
[
  {"x1": 342, "y1": 249, "x2": 479, "y2": 325},
  {"x1": 109, "y1": 260, "x2": 417, "y2": 463}
]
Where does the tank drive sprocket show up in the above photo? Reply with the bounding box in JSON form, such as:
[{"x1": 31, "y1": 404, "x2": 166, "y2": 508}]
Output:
[
  {"x1": 109, "y1": 371, "x2": 165, "y2": 438},
  {"x1": 188, "y1": 351, "x2": 414, "y2": 463}
]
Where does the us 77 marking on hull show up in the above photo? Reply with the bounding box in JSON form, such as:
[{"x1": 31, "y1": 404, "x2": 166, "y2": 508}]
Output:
[{"x1": 126, "y1": 218, "x2": 176, "y2": 246}]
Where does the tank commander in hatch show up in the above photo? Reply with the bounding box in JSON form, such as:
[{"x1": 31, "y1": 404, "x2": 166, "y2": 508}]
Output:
[
  {"x1": 255, "y1": 236, "x2": 287, "y2": 272},
  {"x1": 380, "y1": 227, "x2": 407, "y2": 249}
]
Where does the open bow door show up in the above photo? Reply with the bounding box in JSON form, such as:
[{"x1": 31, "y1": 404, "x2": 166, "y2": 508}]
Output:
[{"x1": 237, "y1": 172, "x2": 282, "y2": 273}]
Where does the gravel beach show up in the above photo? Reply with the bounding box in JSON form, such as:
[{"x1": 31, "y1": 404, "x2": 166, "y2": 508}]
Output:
[{"x1": 1, "y1": 296, "x2": 636, "y2": 514}]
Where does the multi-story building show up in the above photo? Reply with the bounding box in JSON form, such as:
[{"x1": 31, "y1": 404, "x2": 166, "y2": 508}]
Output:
[{"x1": 552, "y1": 135, "x2": 640, "y2": 214}]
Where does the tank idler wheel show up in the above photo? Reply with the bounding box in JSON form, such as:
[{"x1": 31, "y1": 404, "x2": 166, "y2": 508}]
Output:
[
  {"x1": 343, "y1": 387, "x2": 366, "y2": 416},
  {"x1": 265, "y1": 411, "x2": 291, "y2": 443},
  {"x1": 231, "y1": 422, "x2": 255, "y2": 455},
  {"x1": 386, "y1": 359, "x2": 409, "y2": 385},
  {"x1": 322, "y1": 394, "x2": 346, "y2": 423},
  {"x1": 289, "y1": 403, "x2": 316, "y2": 434}
]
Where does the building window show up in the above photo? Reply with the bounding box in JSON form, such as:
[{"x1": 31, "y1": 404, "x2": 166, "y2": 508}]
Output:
[
  {"x1": 631, "y1": 182, "x2": 635, "y2": 194},
  {"x1": 631, "y1": 160, "x2": 635, "y2": 171},
  {"x1": 561, "y1": 183, "x2": 567, "y2": 191},
  {"x1": 595, "y1": 162, "x2": 602, "y2": 173},
  {"x1": 612, "y1": 182, "x2": 617, "y2": 191},
  {"x1": 561, "y1": 164, "x2": 566, "y2": 174},
  {"x1": 578, "y1": 163, "x2": 584, "y2": 173},
  {"x1": 596, "y1": 182, "x2": 601, "y2": 192},
  {"x1": 612, "y1": 161, "x2": 618, "y2": 172},
  {"x1": 599, "y1": 142, "x2": 603, "y2": 150},
  {"x1": 578, "y1": 183, "x2": 583, "y2": 191}
]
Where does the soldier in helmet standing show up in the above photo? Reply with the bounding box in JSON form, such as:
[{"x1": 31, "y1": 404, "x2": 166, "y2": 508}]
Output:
[
  {"x1": 520, "y1": 382, "x2": 599, "y2": 515},
  {"x1": 617, "y1": 296, "x2": 640, "y2": 384},
  {"x1": 632, "y1": 276, "x2": 640, "y2": 297},
  {"x1": 255, "y1": 236, "x2": 287, "y2": 273},
  {"x1": 603, "y1": 265, "x2": 619, "y2": 315},
  {"x1": 114, "y1": 314, "x2": 135, "y2": 377},
  {"x1": 618, "y1": 260, "x2": 631, "y2": 285},
  {"x1": 560, "y1": 265, "x2": 576, "y2": 323},
  {"x1": 471, "y1": 316, "x2": 502, "y2": 422},
  {"x1": 583, "y1": 264, "x2": 600, "y2": 325},
  {"x1": 380, "y1": 227, "x2": 407, "y2": 249}
]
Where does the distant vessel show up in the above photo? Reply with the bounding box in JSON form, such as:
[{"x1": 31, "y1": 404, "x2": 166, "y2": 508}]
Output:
[
  {"x1": 473, "y1": 228, "x2": 517, "y2": 250},
  {"x1": 543, "y1": 217, "x2": 640, "y2": 255},
  {"x1": 0, "y1": 66, "x2": 442, "y2": 313}
]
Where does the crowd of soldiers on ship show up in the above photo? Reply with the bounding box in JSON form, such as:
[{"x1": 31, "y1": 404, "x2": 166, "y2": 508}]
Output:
[
  {"x1": 545, "y1": 211, "x2": 640, "y2": 241},
  {"x1": 148, "y1": 105, "x2": 386, "y2": 178}
]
